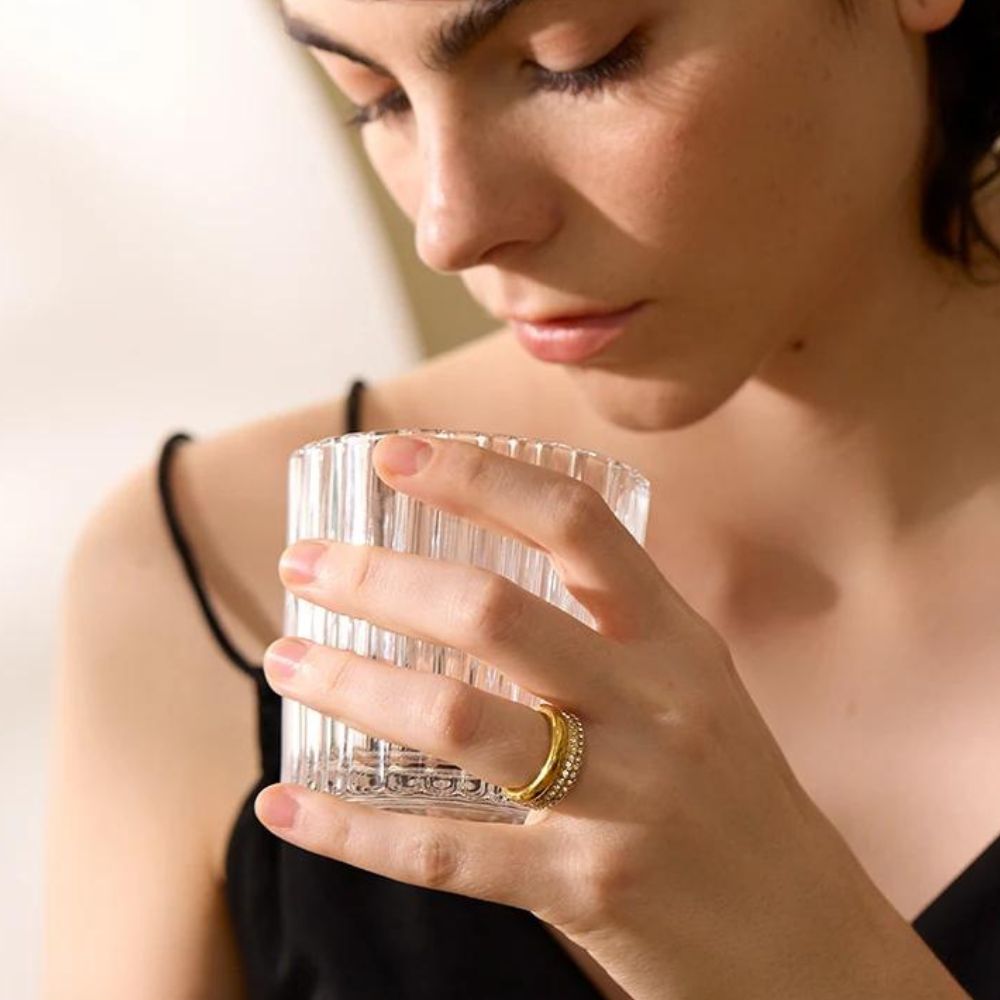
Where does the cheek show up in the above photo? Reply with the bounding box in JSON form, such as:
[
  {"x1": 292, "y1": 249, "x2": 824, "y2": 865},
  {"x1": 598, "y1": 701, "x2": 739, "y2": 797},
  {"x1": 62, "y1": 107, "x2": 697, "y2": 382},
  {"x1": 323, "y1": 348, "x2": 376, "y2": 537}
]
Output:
[
  {"x1": 567, "y1": 48, "x2": 843, "y2": 268},
  {"x1": 576, "y1": 28, "x2": 897, "y2": 334}
]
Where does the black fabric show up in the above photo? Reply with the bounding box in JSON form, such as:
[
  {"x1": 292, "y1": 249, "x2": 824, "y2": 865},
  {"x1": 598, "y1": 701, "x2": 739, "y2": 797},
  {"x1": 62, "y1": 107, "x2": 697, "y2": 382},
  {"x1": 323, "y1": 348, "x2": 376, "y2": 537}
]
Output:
[{"x1": 156, "y1": 379, "x2": 1000, "y2": 999}]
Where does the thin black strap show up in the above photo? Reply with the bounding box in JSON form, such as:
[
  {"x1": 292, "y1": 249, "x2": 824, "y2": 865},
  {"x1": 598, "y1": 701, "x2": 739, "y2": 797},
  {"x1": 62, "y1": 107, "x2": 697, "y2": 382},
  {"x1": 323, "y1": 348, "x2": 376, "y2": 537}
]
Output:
[
  {"x1": 157, "y1": 432, "x2": 262, "y2": 679},
  {"x1": 347, "y1": 377, "x2": 367, "y2": 434},
  {"x1": 156, "y1": 379, "x2": 368, "y2": 681},
  {"x1": 158, "y1": 381, "x2": 368, "y2": 780}
]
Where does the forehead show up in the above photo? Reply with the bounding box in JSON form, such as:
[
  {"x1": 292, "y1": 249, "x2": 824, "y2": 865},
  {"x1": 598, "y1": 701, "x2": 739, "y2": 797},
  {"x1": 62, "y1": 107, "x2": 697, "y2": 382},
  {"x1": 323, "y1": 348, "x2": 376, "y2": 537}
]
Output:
[
  {"x1": 280, "y1": 0, "x2": 546, "y2": 73},
  {"x1": 282, "y1": 0, "x2": 549, "y2": 75}
]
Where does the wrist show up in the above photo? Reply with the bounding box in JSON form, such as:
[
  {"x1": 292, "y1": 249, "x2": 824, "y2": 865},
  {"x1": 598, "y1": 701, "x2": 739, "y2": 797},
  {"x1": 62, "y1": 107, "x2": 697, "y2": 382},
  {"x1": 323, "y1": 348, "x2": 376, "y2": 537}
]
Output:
[{"x1": 764, "y1": 876, "x2": 969, "y2": 1000}]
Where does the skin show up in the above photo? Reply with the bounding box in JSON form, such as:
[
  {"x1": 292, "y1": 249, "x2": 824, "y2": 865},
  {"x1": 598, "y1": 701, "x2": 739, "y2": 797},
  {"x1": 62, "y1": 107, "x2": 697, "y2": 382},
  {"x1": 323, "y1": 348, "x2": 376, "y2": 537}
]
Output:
[
  {"x1": 257, "y1": 438, "x2": 975, "y2": 998},
  {"x1": 242, "y1": 0, "x2": 1000, "y2": 996},
  {"x1": 41, "y1": 0, "x2": 1000, "y2": 995},
  {"x1": 297, "y1": 0, "x2": 1000, "y2": 572}
]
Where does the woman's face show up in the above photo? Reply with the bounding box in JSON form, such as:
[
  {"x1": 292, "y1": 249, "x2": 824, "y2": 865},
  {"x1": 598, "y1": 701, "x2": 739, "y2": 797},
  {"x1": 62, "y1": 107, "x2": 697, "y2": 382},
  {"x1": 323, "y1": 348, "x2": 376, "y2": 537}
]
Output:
[{"x1": 288, "y1": 0, "x2": 940, "y2": 429}]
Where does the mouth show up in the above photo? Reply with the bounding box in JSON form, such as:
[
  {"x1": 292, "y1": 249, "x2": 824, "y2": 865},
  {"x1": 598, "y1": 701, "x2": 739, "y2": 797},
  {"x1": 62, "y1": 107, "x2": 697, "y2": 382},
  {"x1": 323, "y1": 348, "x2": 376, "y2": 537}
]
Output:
[{"x1": 509, "y1": 301, "x2": 648, "y2": 364}]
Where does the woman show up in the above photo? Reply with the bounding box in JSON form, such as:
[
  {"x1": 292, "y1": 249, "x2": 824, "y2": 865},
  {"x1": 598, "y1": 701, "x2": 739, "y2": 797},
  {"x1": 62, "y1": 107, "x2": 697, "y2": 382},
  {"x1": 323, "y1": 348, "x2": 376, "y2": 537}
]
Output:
[{"x1": 43, "y1": 0, "x2": 1000, "y2": 998}]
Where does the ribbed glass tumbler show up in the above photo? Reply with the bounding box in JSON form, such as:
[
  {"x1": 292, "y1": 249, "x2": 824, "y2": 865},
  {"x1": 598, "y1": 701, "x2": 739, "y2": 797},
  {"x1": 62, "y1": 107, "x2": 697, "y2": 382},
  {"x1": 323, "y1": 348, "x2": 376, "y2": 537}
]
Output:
[{"x1": 280, "y1": 429, "x2": 651, "y2": 824}]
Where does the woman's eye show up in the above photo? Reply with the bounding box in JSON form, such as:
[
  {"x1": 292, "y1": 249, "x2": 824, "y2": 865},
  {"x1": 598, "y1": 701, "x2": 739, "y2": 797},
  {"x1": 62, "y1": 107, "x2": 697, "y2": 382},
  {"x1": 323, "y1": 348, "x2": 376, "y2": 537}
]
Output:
[
  {"x1": 529, "y1": 28, "x2": 649, "y2": 98},
  {"x1": 343, "y1": 88, "x2": 412, "y2": 130},
  {"x1": 342, "y1": 28, "x2": 649, "y2": 131}
]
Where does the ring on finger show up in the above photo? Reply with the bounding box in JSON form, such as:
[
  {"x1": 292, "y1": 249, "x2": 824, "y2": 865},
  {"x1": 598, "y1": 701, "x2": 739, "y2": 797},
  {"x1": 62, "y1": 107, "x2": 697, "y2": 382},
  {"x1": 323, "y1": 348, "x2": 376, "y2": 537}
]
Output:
[{"x1": 500, "y1": 703, "x2": 586, "y2": 810}]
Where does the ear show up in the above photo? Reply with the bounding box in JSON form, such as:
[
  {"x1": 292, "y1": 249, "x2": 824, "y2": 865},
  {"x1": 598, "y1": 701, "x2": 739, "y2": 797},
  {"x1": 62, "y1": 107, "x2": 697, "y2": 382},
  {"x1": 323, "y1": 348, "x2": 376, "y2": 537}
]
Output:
[{"x1": 895, "y1": 0, "x2": 965, "y2": 34}]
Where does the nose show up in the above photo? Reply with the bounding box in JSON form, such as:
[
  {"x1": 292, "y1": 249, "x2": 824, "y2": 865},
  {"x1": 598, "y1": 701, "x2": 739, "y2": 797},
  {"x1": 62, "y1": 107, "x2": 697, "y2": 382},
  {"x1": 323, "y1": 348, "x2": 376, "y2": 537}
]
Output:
[{"x1": 414, "y1": 120, "x2": 560, "y2": 273}]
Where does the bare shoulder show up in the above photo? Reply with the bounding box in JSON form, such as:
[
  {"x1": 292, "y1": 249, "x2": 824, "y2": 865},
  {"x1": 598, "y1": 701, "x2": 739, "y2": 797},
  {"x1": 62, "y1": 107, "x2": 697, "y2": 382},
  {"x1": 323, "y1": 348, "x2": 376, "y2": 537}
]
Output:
[
  {"x1": 67, "y1": 328, "x2": 534, "y2": 860},
  {"x1": 43, "y1": 338, "x2": 512, "y2": 998},
  {"x1": 154, "y1": 325, "x2": 543, "y2": 651}
]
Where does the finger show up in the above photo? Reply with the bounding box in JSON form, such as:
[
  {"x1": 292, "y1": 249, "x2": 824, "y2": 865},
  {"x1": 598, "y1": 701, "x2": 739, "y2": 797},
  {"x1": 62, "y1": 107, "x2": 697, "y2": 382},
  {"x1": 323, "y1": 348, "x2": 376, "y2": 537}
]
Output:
[
  {"x1": 279, "y1": 541, "x2": 617, "y2": 706},
  {"x1": 263, "y1": 637, "x2": 557, "y2": 791},
  {"x1": 253, "y1": 782, "x2": 560, "y2": 913},
  {"x1": 372, "y1": 435, "x2": 683, "y2": 640}
]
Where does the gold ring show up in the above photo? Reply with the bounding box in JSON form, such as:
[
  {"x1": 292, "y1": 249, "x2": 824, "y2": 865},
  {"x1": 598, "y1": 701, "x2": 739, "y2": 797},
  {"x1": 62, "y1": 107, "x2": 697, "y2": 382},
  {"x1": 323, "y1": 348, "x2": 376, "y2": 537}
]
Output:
[{"x1": 500, "y1": 703, "x2": 585, "y2": 810}]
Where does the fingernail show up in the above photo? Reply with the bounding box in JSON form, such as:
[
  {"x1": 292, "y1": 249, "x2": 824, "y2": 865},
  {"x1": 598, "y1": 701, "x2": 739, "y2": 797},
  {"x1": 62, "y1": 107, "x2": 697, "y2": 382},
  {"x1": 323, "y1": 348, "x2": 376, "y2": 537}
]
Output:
[
  {"x1": 255, "y1": 787, "x2": 300, "y2": 829},
  {"x1": 264, "y1": 637, "x2": 310, "y2": 681},
  {"x1": 280, "y1": 541, "x2": 326, "y2": 584},
  {"x1": 376, "y1": 436, "x2": 432, "y2": 476}
]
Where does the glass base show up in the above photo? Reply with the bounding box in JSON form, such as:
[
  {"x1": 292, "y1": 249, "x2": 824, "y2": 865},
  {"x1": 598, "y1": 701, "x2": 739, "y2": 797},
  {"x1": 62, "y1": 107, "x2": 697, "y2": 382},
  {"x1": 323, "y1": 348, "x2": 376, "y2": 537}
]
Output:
[
  {"x1": 338, "y1": 792, "x2": 528, "y2": 824},
  {"x1": 289, "y1": 753, "x2": 530, "y2": 825}
]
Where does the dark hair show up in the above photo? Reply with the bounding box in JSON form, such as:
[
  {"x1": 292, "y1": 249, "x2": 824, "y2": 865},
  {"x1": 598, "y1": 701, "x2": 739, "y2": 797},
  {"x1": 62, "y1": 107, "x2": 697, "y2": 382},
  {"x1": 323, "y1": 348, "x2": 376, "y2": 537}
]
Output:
[
  {"x1": 923, "y1": 0, "x2": 1000, "y2": 279},
  {"x1": 840, "y1": 0, "x2": 1000, "y2": 279}
]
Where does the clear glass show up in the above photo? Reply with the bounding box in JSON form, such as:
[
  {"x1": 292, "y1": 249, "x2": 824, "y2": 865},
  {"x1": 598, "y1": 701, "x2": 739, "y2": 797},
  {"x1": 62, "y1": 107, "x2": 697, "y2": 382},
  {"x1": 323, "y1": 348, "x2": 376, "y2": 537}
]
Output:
[{"x1": 280, "y1": 429, "x2": 652, "y2": 824}]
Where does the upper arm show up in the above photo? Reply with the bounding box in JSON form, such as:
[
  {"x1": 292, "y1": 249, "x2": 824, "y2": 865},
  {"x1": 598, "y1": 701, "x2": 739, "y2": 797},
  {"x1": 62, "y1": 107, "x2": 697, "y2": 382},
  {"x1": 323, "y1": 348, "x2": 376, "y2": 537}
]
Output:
[{"x1": 41, "y1": 461, "x2": 248, "y2": 1000}]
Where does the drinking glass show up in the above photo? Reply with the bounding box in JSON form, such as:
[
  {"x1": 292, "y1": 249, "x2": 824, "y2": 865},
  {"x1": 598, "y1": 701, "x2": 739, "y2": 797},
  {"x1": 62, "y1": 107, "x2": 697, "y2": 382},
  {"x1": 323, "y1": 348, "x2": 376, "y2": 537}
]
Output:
[{"x1": 280, "y1": 429, "x2": 651, "y2": 824}]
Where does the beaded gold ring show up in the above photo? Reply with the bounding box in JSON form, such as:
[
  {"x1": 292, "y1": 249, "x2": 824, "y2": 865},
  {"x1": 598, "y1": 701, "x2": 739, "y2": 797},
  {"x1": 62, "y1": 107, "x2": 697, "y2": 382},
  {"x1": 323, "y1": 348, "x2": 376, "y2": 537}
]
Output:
[{"x1": 500, "y1": 703, "x2": 585, "y2": 810}]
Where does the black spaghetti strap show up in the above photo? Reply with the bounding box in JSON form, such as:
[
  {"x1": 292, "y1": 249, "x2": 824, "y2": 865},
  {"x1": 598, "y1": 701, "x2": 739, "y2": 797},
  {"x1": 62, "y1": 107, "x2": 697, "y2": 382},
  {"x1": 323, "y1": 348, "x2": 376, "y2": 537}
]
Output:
[
  {"x1": 157, "y1": 379, "x2": 368, "y2": 684},
  {"x1": 157, "y1": 432, "x2": 263, "y2": 679},
  {"x1": 158, "y1": 381, "x2": 368, "y2": 780},
  {"x1": 346, "y1": 377, "x2": 367, "y2": 434}
]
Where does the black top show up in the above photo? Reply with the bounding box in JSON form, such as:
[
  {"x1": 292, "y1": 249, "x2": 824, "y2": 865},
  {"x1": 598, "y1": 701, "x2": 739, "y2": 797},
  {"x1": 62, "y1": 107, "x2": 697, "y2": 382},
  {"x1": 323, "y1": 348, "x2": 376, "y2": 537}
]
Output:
[{"x1": 157, "y1": 379, "x2": 1000, "y2": 1000}]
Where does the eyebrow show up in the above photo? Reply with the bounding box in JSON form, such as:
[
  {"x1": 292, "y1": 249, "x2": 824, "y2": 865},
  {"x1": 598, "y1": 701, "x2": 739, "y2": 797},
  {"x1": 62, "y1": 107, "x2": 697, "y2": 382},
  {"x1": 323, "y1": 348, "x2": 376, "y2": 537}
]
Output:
[{"x1": 280, "y1": 0, "x2": 538, "y2": 78}]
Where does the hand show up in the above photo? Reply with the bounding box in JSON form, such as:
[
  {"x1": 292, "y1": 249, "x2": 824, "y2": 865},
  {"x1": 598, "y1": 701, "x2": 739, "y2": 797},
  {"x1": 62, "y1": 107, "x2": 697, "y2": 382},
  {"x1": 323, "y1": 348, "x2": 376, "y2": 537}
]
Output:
[{"x1": 254, "y1": 435, "x2": 949, "y2": 1000}]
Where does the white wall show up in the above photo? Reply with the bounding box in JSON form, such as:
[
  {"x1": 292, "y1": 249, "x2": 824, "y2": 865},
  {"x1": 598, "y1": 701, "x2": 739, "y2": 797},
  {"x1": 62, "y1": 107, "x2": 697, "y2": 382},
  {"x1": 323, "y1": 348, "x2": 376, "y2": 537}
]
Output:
[{"x1": 0, "y1": 1, "x2": 420, "y2": 995}]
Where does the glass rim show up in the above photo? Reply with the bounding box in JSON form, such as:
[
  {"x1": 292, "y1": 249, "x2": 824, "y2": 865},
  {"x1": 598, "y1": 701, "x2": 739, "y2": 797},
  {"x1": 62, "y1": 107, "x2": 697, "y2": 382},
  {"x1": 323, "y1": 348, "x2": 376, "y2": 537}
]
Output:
[{"x1": 292, "y1": 428, "x2": 651, "y2": 492}]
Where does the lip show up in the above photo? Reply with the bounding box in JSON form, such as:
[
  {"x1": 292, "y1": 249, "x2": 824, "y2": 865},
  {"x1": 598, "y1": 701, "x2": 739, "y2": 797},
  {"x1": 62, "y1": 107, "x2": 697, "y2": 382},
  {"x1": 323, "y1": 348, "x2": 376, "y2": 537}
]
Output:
[{"x1": 510, "y1": 301, "x2": 646, "y2": 363}]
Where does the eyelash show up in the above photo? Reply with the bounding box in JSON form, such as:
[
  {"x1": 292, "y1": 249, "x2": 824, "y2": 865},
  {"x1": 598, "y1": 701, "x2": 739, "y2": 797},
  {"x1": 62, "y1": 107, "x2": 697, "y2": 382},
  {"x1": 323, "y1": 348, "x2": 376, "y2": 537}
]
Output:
[{"x1": 342, "y1": 29, "x2": 649, "y2": 130}]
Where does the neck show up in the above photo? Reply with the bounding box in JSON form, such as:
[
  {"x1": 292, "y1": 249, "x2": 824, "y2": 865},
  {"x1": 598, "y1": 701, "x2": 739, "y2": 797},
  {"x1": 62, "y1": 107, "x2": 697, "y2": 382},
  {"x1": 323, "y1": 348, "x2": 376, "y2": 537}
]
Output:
[
  {"x1": 732, "y1": 239, "x2": 1000, "y2": 555},
  {"x1": 568, "y1": 203, "x2": 1000, "y2": 612}
]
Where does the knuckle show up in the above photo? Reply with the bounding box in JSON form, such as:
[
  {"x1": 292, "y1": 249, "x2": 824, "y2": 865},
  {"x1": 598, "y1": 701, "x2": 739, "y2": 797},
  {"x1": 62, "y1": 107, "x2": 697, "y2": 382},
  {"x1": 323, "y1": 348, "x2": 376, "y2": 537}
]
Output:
[
  {"x1": 427, "y1": 682, "x2": 484, "y2": 752},
  {"x1": 460, "y1": 573, "x2": 526, "y2": 646},
  {"x1": 322, "y1": 811, "x2": 354, "y2": 859},
  {"x1": 317, "y1": 647, "x2": 356, "y2": 702},
  {"x1": 665, "y1": 702, "x2": 722, "y2": 767},
  {"x1": 461, "y1": 446, "x2": 495, "y2": 492},
  {"x1": 549, "y1": 480, "x2": 604, "y2": 546},
  {"x1": 573, "y1": 846, "x2": 643, "y2": 929},
  {"x1": 408, "y1": 831, "x2": 461, "y2": 890},
  {"x1": 529, "y1": 874, "x2": 583, "y2": 931},
  {"x1": 344, "y1": 544, "x2": 380, "y2": 596}
]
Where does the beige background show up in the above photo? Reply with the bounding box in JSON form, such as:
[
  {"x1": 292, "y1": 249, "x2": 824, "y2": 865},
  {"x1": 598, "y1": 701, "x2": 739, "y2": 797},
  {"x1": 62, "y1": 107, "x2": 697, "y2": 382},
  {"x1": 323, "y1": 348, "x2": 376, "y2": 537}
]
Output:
[{"x1": 1, "y1": 1, "x2": 485, "y2": 997}]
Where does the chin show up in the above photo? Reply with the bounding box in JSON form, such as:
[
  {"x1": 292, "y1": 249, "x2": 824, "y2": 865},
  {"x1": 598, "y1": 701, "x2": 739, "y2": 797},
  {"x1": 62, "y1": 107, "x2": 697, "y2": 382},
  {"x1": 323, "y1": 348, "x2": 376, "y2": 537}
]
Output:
[{"x1": 567, "y1": 365, "x2": 745, "y2": 433}]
